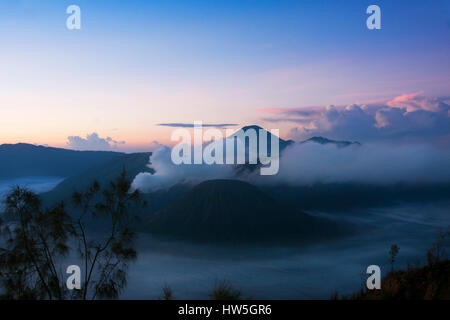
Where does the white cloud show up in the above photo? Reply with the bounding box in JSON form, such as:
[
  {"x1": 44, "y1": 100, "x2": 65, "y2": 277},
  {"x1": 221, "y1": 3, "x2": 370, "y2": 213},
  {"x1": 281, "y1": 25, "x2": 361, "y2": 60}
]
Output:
[
  {"x1": 247, "y1": 142, "x2": 450, "y2": 185},
  {"x1": 66, "y1": 132, "x2": 125, "y2": 151},
  {"x1": 131, "y1": 144, "x2": 233, "y2": 192},
  {"x1": 261, "y1": 93, "x2": 450, "y2": 145}
]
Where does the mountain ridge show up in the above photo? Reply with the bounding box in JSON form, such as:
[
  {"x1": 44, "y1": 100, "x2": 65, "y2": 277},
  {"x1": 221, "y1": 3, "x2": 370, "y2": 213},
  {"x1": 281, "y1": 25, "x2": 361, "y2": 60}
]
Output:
[
  {"x1": 0, "y1": 143, "x2": 125, "y2": 179},
  {"x1": 41, "y1": 152, "x2": 152, "y2": 205},
  {"x1": 145, "y1": 179, "x2": 352, "y2": 243},
  {"x1": 301, "y1": 136, "x2": 361, "y2": 147}
]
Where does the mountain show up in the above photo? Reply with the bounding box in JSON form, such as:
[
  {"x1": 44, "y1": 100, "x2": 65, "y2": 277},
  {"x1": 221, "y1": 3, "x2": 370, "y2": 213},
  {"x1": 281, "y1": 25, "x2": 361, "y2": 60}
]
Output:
[
  {"x1": 41, "y1": 152, "x2": 152, "y2": 205},
  {"x1": 229, "y1": 125, "x2": 294, "y2": 175},
  {"x1": 301, "y1": 136, "x2": 361, "y2": 148},
  {"x1": 144, "y1": 179, "x2": 351, "y2": 243},
  {"x1": 0, "y1": 143, "x2": 124, "y2": 179},
  {"x1": 229, "y1": 125, "x2": 294, "y2": 157},
  {"x1": 237, "y1": 125, "x2": 294, "y2": 151}
]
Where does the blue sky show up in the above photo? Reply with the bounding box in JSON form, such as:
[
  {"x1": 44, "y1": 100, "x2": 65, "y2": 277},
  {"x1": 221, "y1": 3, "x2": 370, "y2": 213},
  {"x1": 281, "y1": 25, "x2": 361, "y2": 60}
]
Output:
[{"x1": 0, "y1": 0, "x2": 449, "y2": 148}]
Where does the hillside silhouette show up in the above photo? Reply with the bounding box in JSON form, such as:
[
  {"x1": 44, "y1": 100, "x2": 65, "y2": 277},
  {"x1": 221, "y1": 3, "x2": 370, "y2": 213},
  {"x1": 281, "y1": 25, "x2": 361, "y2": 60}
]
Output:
[
  {"x1": 0, "y1": 143, "x2": 124, "y2": 178},
  {"x1": 145, "y1": 179, "x2": 352, "y2": 243}
]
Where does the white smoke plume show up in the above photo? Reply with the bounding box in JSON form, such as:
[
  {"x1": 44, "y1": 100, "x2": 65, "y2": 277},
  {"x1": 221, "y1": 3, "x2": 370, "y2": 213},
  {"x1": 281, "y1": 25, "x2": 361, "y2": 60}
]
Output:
[
  {"x1": 131, "y1": 144, "x2": 233, "y2": 192},
  {"x1": 248, "y1": 141, "x2": 450, "y2": 185},
  {"x1": 131, "y1": 139, "x2": 450, "y2": 192}
]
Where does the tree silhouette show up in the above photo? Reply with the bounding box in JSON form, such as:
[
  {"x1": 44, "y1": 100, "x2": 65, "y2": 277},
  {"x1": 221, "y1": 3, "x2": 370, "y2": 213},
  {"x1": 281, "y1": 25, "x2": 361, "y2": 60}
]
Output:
[
  {"x1": 427, "y1": 228, "x2": 449, "y2": 265},
  {"x1": 0, "y1": 169, "x2": 144, "y2": 300},
  {"x1": 0, "y1": 188, "x2": 73, "y2": 299},
  {"x1": 209, "y1": 279, "x2": 241, "y2": 300},
  {"x1": 389, "y1": 244, "x2": 399, "y2": 273}
]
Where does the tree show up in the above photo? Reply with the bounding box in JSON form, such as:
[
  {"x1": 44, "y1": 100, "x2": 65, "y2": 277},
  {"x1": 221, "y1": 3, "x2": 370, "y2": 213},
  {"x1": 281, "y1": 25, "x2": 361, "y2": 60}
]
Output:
[
  {"x1": 389, "y1": 244, "x2": 399, "y2": 273},
  {"x1": 0, "y1": 169, "x2": 144, "y2": 300},
  {"x1": 427, "y1": 228, "x2": 449, "y2": 266},
  {"x1": 209, "y1": 279, "x2": 241, "y2": 300},
  {"x1": 159, "y1": 283, "x2": 173, "y2": 300},
  {"x1": 0, "y1": 188, "x2": 73, "y2": 299}
]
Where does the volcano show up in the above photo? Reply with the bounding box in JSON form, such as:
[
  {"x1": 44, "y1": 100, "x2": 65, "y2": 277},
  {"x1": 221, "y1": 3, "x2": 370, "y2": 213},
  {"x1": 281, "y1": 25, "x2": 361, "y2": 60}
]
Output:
[{"x1": 145, "y1": 179, "x2": 351, "y2": 243}]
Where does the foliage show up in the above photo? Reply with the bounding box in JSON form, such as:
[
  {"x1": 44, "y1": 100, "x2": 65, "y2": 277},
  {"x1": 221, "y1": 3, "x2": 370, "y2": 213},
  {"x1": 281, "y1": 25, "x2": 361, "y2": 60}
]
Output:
[
  {"x1": 427, "y1": 229, "x2": 449, "y2": 265},
  {"x1": 159, "y1": 283, "x2": 173, "y2": 300},
  {"x1": 389, "y1": 244, "x2": 399, "y2": 273},
  {"x1": 0, "y1": 189, "x2": 73, "y2": 299},
  {"x1": 359, "y1": 259, "x2": 450, "y2": 300},
  {"x1": 0, "y1": 168, "x2": 144, "y2": 300},
  {"x1": 339, "y1": 229, "x2": 450, "y2": 300},
  {"x1": 209, "y1": 279, "x2": 241, "y2": 300}
]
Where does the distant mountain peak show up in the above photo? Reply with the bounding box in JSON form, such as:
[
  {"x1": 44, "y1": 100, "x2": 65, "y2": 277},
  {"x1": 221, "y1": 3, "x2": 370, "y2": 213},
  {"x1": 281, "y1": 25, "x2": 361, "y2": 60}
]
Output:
[
  {"x1": 241, "y1": 125, "x2": 265, "y2": 131},
  {"x1": 302, "y1": 136, "x2": 361, "y2": 147},
  {"x1": 227, "y1": 125, "x2": 294, "y2": 151},
  {"x1": 235, "y1": 125, "x2": 292, "y2": 144},
  {"x1": 308, "y1": 136, "x2": 333, "y2": 143}
]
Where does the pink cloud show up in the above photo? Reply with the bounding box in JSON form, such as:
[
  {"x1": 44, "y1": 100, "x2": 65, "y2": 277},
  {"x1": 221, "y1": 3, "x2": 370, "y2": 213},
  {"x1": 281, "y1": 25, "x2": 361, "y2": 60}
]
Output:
[
  {"x1": 260, "y1": 93, "x2": 450, "y2": 144},
  {"x1": 386, "y1": 91, "x2": 441, "y2": 112}
]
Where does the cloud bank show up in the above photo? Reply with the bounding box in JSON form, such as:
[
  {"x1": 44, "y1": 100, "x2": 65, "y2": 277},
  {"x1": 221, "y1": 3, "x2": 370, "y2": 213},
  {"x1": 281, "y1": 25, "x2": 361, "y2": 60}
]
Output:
[
  {"x1": 67, "y1": 133, "x2": 125, "y2": 151},
  {"x1": 131, "y1": 141, "x2": 450, "y2": 192},
  {"x1": 260, "y1": 93, "x2": 450, "y2": 145},
  {"x1": 248, "y1": 141, "x2": 450, "y2": 185}
]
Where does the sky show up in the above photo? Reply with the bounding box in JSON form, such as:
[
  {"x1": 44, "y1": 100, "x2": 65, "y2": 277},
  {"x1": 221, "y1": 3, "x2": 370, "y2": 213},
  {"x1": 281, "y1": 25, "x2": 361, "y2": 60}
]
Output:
[{"x1": 0, "y1": 0, "x2": 449, "y2": 151}]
